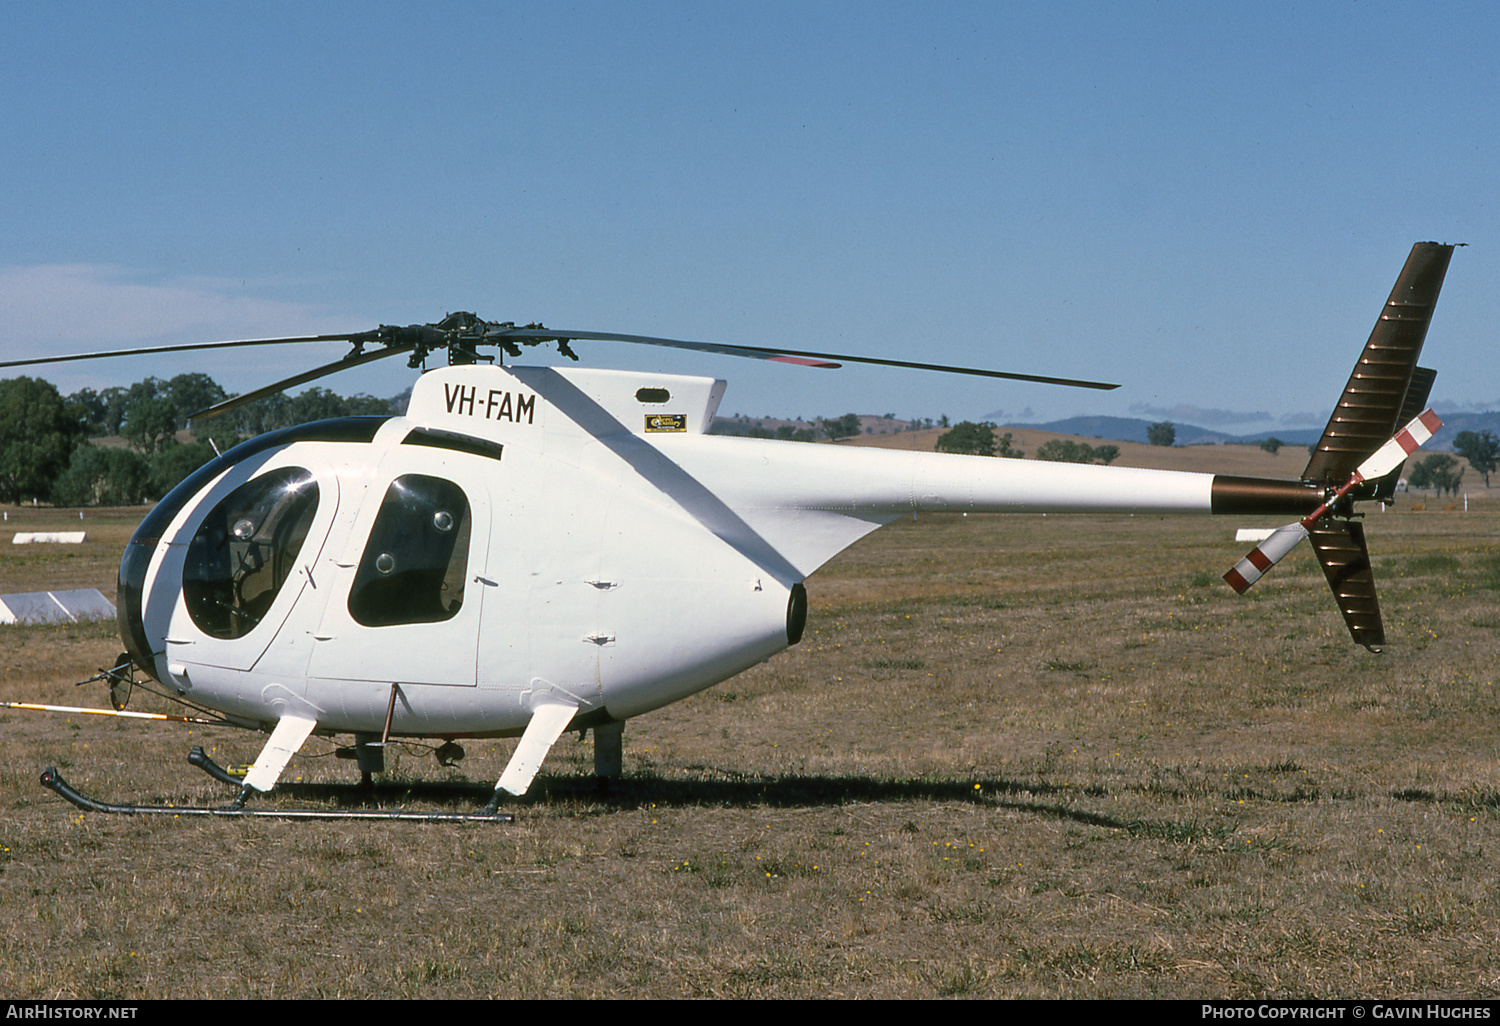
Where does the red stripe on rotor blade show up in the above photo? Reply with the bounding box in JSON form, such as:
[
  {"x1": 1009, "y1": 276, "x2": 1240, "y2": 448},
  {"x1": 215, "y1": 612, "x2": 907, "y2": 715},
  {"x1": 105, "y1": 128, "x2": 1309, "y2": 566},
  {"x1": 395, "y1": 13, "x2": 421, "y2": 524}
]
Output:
[
  {"x1": 768, "y1": 355, "x2": 841, "y2": 368},
  {"x1": 1418, "y1": 408, "x2": 1442, "y2": 433},
  {"x1": 1224, "y1": 567, "x2": 1251, "y2": 594},
  {"x1": 1394, "y1": 427, "x2": 1420, "y2": 455},
  {"x1": 1246, "y1": 547, "x2": 1274, "y2": 573}
]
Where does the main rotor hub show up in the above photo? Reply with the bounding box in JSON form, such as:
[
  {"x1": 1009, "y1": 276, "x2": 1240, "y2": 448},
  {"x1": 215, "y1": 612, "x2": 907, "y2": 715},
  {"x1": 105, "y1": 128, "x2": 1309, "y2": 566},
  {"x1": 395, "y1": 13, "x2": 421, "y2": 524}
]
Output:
[{"x1": 359, "y1": 315, "x2": 571, "y2": 369}]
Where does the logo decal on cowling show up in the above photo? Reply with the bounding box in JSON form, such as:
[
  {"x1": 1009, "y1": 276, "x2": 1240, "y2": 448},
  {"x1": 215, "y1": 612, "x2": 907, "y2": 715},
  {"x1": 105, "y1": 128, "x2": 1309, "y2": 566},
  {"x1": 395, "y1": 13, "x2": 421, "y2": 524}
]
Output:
[{"x1": 645, "y1": 414, "x2": 687, "y2": 432}]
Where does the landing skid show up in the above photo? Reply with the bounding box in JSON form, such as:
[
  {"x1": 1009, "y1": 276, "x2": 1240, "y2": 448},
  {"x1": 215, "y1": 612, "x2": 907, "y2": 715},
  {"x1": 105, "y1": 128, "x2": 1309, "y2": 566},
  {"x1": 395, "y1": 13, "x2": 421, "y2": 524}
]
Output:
[
  {"x1": 187, "y1": 745, "x2": 243, "y2": 786},
  {"x1": 39, "y1": 767, "x2": 515, "y2": 823}
]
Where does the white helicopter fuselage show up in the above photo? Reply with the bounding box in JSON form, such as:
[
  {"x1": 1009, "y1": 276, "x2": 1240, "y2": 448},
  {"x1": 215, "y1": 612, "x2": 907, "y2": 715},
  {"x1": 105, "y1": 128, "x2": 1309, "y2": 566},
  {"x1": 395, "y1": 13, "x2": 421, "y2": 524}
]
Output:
[
  {"x1": 25, "y1": 242, "x2": 1429, "y2": 810},
  {"x1": 127, "y1": 362, "x2": 1221, "y2": 742}
]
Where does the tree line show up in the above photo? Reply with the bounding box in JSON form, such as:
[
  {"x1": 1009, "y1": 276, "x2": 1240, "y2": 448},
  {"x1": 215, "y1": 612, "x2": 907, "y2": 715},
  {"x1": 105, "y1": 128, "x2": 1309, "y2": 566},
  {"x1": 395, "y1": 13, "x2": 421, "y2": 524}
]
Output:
[
  {"x1": 933, "y1": 421, "x2": 1120, "y2": 465},
  {"x1": 0, "y1": 373, "x2": 400, "y2": 506},
  {"x1": 711, "y1": 412, "x2": 947, "y2": 442},
  {"x1": 7, "y1": 374, "x2": 1492, "y2": 508},
  {"x1": 933, "y1": 420, "x2": 1499, "y2": 491},
  {"x1": 1396, "y1": 432, "x2": 1496, "y2": 497}
]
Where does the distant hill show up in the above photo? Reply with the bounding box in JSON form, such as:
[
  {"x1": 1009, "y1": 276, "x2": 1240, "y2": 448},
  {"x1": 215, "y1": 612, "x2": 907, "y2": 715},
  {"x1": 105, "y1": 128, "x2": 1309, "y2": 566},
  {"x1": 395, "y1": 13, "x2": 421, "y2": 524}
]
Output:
[
  {"x1": 714, "y1": 408, "x2": 1500, "y2": 451},
  {"x1": 1431, "y1": 411, "x2": 1500, "y2": 451},
  {"x1": 1003, "y1": 415, "x2": 1322, "y2": 448},
  {"x1": 1003, "y1": 410, "x2": 1500, "y2": 451}
]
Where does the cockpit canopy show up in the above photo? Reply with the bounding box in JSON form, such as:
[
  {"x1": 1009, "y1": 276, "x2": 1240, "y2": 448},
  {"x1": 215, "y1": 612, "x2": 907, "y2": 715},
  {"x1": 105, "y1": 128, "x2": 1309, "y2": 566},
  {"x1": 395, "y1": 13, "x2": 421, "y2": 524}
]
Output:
[{"x1": 117, "y1": 417, "x2": 388, "y2": 680}]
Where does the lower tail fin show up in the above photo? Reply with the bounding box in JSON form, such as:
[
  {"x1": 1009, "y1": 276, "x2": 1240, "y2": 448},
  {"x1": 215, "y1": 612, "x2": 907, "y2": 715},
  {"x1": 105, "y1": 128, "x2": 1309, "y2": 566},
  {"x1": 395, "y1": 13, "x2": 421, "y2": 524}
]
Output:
[{"x1": 1307, "y1": 519, "x2": 1384, "y2": 650}]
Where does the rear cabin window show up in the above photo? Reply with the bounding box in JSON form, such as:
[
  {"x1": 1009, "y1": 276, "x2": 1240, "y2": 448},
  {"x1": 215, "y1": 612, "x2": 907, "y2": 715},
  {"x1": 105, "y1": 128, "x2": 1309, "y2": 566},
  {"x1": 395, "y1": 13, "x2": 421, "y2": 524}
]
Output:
[
  {"x1": 348, "y1": 475, "x2": 471, "y2": 627},
  {"x1": 182, "y1": 467, "x2": 320, "y2": 639}
]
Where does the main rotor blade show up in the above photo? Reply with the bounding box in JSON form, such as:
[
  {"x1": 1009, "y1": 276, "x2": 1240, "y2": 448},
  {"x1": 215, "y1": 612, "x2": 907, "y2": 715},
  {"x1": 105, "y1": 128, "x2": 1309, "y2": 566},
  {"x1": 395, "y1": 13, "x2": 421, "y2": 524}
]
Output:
[
  {"x1": 0, "y1": 332, "x2": 375, "y2": 370},
  {"x1": 187, "y1": 344, "x2": 416, "y2": 424},
  {"x1": 492, "y1": 328, "x2": 1120, "y2": 390},
  {"x1": 4, "y1": 320, "x2": 1120, "y2": 389}
]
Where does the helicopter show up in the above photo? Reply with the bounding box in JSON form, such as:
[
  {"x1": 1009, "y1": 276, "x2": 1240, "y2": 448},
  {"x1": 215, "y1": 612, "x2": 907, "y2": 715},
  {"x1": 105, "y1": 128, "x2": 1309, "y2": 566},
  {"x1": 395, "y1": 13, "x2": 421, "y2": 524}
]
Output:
[{"x1": 3, "y1": 242, "x2": 1455, "y2": 822}]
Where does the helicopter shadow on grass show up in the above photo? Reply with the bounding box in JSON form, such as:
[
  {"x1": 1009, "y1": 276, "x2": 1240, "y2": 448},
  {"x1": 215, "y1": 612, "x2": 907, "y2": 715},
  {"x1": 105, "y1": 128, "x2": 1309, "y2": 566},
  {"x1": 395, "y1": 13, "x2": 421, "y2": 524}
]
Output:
[{"x1": 263, "y1": 771, "x2": 1135, "y2": 832}]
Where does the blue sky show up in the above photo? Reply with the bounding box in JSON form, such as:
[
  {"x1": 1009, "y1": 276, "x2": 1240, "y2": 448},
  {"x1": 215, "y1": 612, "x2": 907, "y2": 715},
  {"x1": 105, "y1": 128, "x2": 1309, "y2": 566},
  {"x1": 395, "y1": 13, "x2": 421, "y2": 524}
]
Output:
[{"x1": 3, "y1": 2, "x2": 1495, "y2": 432}]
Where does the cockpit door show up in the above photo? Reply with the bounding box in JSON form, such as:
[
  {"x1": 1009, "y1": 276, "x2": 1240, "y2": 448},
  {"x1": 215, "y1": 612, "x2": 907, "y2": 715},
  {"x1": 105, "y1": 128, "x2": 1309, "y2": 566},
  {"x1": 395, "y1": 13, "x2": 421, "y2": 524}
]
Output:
[
  {"x1": 165, "y1": 459, "x2": 340, "y2": 672},
  {"x1": 308, "y1": 462, "x2": 490, "y2": 687}
]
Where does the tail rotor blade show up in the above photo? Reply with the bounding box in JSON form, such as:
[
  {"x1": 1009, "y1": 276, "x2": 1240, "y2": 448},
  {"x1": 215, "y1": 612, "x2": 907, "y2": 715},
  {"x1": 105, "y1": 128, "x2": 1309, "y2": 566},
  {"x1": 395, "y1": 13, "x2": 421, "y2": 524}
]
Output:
[
  {"x1": 1224, "y1": 523, "x2": 1310, "y2": 594},
  {"x1": 1299, "y1": 407, "x2": 1444, "y2": 524},
  {"x1": 1354, "y1": 408, "x2": 1442, "y2": 482},
  {"x1": 1224, "y1": 408, "x2": 1441, "y2": 595}
]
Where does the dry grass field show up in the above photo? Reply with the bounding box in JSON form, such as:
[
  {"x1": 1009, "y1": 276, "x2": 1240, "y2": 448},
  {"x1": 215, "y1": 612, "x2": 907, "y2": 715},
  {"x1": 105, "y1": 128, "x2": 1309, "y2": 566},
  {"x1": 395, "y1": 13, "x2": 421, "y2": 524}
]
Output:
[{"x1": 2, "y1": 451, "x2": 1498, "y2": 999}]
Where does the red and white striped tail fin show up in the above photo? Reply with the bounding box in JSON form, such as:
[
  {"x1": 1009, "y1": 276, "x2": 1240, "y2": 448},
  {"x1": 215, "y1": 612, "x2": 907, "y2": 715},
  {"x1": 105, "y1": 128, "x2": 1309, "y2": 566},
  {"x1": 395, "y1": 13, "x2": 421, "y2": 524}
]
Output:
[{"x1": 1223, "y1": 523, "x2": 1310, "y2": 594}]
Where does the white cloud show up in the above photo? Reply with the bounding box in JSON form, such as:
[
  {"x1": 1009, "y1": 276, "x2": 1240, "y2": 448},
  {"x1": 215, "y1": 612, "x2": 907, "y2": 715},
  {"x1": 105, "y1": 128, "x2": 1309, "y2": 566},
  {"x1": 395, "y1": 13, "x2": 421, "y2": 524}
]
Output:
[
  {"x1": 0, "y1": 264, "x2": 354, "y2": 352},
  {"x1": 0, "y1": 264, "x2": 392, "y2": 395},
  {"x1": 1127, "y1": 402, "x2": 1273, "y2": 428},
  {"x1": 1433, "y1": 396, "x2": 1500, "y2": 414}
]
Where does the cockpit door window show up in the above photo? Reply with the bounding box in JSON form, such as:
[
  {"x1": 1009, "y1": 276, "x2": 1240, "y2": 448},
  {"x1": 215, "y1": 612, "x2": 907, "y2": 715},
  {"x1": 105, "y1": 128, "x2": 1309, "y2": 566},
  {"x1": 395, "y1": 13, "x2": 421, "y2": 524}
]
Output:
[
  {"x1": 348, "y1": 475, "x2": 472, "y2": 627},
  {"x1": 182, "y1": 467, "x2": 320, "y2": 640}
]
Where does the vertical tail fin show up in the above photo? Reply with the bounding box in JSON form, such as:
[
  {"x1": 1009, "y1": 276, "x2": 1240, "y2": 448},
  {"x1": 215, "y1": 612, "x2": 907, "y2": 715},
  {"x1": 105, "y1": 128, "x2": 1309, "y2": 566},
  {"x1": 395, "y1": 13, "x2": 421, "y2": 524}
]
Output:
[
  {"x1": 1300, "y1": 243, "x2": 1453, "y2": 648},
  {"x1": 1224, "y1": 244, "x2": 1454, "y2": 650},
  {"x1": 1303, "y1": 243, "x2": 1453, "y2": 488}
]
